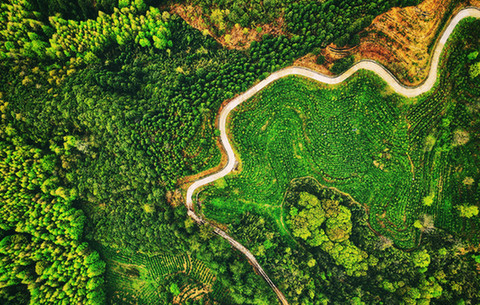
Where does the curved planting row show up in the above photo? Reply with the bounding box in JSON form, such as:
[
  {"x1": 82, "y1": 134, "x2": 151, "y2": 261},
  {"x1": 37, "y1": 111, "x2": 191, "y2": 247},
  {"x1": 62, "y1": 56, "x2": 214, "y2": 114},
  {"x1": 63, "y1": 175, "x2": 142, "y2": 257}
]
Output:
[{"x1": 145, "y1": 254, "x2": 216, "y2": 286}]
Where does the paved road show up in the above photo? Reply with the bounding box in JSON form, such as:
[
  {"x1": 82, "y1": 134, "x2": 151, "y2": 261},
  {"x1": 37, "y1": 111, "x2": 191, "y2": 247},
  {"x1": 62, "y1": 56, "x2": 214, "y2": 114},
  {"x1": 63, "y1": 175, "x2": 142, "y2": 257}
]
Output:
[{"x1": 185, "y1": 8, "x2": 480, "y2": 305}]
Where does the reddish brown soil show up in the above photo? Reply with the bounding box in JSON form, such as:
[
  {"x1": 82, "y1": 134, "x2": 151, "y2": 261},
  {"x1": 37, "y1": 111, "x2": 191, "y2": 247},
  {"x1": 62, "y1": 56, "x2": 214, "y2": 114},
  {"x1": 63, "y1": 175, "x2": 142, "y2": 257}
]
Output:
[
  {"x1": 295, "y1": 0, "x2": 480, "y2": 86},
  {"x1": 172, "y1": 4, "x2": 286, "y2": 50}
]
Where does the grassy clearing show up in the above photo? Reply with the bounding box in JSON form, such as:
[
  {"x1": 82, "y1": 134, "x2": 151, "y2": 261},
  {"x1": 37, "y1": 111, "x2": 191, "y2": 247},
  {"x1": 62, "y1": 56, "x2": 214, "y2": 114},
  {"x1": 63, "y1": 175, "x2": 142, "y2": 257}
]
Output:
[{"x1": 200, "y1": 19, "x2": 480, "y2": 249}]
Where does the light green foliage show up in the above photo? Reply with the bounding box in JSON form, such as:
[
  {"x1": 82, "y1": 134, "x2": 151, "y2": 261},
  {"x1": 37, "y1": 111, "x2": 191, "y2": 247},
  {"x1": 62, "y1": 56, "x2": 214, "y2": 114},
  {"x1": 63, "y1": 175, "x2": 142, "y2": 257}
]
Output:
[
  {"x1": 473, "y1": 255, "x2": 480, "y2": 264},
  {"x1": 325, "y1": 205, "x2": 352, "y2": 242},
  {"x1": 322, "y1": 199, "x2": 339, "y2": 217},
  {"x1": 48, "y1": 6, "x2": 171, "y2": 59},
  {"x1": 286, "y1": 192, "x2": 368, "y2": 276},
  {"x1": 119, "y1": 0, "x2": 130, "y2": 8},
  {"x1": 323, "y1": 239, "x2": 369, "y2": 276},
  {"x1": 169, "y1": 283, "x2": 181, "y2": 296},
  {"x1": 122, "y1": 0, "x2": 147, "y2": 12},
  {"x1": 307, "y1": 228, "x2": 330, "y2": 247},
  {"x1": 382, "y1": 280, "x2": 396, "y2": 293},
  {"x1": 414, "y1": 220, "x2": 423, "y2": 229},
  {"x1": 470, "y1": 61, "x2": 480, "y2": 78},
  {"x1": 288, "y1": 192, "x2": 326, "y2": 241},
  {"x1": 467, "y1": 50, "x2": 479, "y2": 60},
  {"x1": 83, "y1": 51, "x2": 100, "y2": 64},
  {"x1": 210, "y1": 9, "x2": 228, "y2": 31},
  {"x1": 424, "y1": 134, "x2": 436, "y2": 152},
  {"x1": 298, "y1": 192, "x2": 320, "y2": 207},
  {"x1": 0, "y1": 0, "x2": 171, "y2": 61},
  {"x1": 214, "y1": 177, "x2": 227, "y2": 189},
  {"x1": 412, "y1": 250, "x2": 431, "y2": 269},
  {"x1": 0, "y1": 0, "x2": 50, "y2": 59},
  {"x1": 422, "y1": 193, "x2": 434, "y2": 206},
  {"x1": 469, "y1": 48, "x2": 480, "y2": 78},
  {"x1": 63, "y1": 135, "x2": 77, "y2": 151},
  {"x1": 143, "y1": 203, "x2": 155, "y2": 213},
  {"x1": 457, "y1": 205, "x2": 479, "y2": 218},
  {"x1": 351, "y1": 296, "x2": 366, "y2": 305},
  {"x1": 263, "y1": 239, "x2": 274, "y2": 250},
  {"x1": 0, "y1": 139, "x2": 105, "y2": 304},
  {"x1": 401, "y1": 276, "x2": 443, "y2": 304},
  {"x1": 289, "y1": 207, "x2": 298, "y2": 216}
]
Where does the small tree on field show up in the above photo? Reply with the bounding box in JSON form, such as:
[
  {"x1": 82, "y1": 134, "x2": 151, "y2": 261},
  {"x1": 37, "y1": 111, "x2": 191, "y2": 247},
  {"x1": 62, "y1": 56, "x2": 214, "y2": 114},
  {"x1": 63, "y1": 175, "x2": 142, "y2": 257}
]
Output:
[
  {"x1": 457, "y1": 205, "x2": 479, "y2": 218},
  {"x1": 316, "y1": 55, "x2": 325, "y2": 65},
  {"x1": 414, "y1": 214, "x2": 435, "y2": 233}
]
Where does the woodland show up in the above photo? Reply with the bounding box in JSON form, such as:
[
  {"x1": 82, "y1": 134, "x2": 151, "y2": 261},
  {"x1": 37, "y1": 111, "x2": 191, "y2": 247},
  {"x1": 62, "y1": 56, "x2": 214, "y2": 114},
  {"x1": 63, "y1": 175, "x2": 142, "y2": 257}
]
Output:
[{"x1": 0, "y1": 0, "x2": 479, "y2": 304}]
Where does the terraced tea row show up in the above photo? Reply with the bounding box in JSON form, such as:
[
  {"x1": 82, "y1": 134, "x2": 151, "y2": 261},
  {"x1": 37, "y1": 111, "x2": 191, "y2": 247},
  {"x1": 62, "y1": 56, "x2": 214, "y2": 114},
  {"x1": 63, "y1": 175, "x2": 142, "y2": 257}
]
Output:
[
  {"x1": 202, "y1": 74, "x2": 424, "y2": 248},
  {"x1": 102, "y1": 248, "x2": 224, "y2": 304},
  {"x1": 190, "y1": 14, "x2": 480, "y2": 252},
  {"x1": 145, "y1": 254, "x2": 216, "y2": 286}
]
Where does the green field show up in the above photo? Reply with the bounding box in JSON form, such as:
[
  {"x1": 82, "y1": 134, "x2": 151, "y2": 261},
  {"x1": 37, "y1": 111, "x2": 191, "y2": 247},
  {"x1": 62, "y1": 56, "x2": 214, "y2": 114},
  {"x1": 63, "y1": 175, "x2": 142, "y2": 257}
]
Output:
[{"x1": 201, "y1": 19, "x2": 480, "y2": 249}]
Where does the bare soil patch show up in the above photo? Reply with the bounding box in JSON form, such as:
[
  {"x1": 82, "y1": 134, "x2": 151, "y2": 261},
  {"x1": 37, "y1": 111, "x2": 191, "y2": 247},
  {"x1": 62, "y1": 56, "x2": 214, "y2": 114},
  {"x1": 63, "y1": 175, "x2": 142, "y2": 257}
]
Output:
[
  {"x1": 171, "y1": 4, "x2": 286, "y2": 50},
  {"x1": 295, "y1": 0, "x2": 480, "y2": 86}
]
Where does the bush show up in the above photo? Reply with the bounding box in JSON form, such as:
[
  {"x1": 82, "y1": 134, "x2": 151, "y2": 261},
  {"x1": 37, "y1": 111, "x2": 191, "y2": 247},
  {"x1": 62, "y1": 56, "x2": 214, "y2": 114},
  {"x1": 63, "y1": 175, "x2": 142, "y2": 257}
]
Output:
[
  {"x1": 316, "y1": 55, "x2": 326, "y2": 65},
  {"x1": 331, "y1": 55, "x2": 354, "y2": 74}
]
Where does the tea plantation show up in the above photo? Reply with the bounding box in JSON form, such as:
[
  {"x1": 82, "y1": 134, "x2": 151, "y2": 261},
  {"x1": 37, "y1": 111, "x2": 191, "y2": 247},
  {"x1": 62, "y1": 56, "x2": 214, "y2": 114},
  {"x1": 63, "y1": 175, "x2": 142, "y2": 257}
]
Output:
[{"x1": 201, "y1": 18, "x2": 480, "y2": 250}]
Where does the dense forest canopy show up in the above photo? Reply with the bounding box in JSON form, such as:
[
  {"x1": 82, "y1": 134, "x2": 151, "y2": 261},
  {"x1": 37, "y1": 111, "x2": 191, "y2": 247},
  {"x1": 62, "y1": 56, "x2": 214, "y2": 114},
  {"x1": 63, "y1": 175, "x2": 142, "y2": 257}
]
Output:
[{"x1": 0, "y1": 0, "x2": 479, "y2": 304}]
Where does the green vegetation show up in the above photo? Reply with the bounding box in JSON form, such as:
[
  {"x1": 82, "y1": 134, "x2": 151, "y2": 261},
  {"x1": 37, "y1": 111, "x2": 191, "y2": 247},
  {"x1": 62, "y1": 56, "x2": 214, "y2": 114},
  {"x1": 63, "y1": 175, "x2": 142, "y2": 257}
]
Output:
[
  {"x1": 199, "y1": 18, "x2": 480, "y2": 303},
  {"x1": 331, "y1": 55, "x2": 355, "y2": 74},
  {"x1": 0, "y1": 0, "x2": 299, "y2": 303},
  {"x1": 0, "y1": 0, "x2": 479, "y2": 303},
  {"x1": 203, "y1": 19, "x2": 480, "y2": 249},
  {"x1": 100, "y1": 246, "x2": 231, "y2": 304},
  {"x1": 203, "y1": 72, "x2": 418, "y2": 244},
  {"x1": 212, "y1": 177, "x2": 480, "y2": 304},
  {"x1": 0, "y1": 138, "x2": 105, "y2": 304},
  {"x1": 469, "y1": 49, "x2": 480, "y2": 78},
  {"x1": 0, "y1": 0, "x2": 171, "y2": 61},
  {"x1": 287, "y1": 192, "x2": 369, "y2": 277}
]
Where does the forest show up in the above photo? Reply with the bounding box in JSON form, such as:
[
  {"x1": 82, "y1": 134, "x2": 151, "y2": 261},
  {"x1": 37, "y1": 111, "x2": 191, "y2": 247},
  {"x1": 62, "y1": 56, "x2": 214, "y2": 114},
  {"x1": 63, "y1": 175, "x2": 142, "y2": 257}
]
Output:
[{"x1": 0, "y1": 0, "x2": 478, "y2": 304}]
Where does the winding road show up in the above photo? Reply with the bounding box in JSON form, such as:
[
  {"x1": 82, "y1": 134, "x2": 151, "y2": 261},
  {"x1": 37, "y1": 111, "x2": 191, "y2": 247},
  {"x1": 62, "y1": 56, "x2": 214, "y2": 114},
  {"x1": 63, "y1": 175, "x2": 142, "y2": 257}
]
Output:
[{"x1": 185, "y1": 7, "x2": 480, "y2": 305}]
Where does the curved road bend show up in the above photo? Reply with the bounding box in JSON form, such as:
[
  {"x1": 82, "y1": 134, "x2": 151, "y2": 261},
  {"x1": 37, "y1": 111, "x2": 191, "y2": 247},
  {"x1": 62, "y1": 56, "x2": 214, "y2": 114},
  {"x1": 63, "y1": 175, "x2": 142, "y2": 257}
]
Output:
[{"x1": 185, "y1": 8, "x2": 480, "y2": 305}]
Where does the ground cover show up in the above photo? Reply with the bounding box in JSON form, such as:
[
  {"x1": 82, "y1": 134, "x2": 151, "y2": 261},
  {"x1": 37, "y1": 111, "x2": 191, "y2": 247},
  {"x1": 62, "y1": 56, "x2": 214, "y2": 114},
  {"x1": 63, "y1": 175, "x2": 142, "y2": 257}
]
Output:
[
  {"x1": 101, "y1": 246, "x2": 230, "y2": 304},
  {"x1": 1, "y1": 0, "x2": 479, "y2": 303},
  {"x1": 202, "y1": 73, "x2": 420, "y2": 248},
  {"x1": 219, "y1": 177, "x2": 480, "y2": 303},
  {"x1": 200, "y1": 18, "x2": 480, "y2": 250},
  {"x1": 197, "y1": 29, "x2": 480, "y2": 297}
]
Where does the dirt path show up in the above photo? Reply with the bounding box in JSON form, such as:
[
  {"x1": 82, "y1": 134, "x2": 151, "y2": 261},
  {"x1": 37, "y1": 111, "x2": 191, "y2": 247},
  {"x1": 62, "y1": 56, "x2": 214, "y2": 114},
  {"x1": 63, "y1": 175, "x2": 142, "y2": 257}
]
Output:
[{"x1": 185, "y1": 8, "x2": 480, "y2": 305}]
